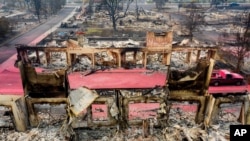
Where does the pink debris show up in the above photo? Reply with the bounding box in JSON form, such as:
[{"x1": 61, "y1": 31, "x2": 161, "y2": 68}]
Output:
[
  {"x1": 92, "y1": 104, "x2": 108, "y2": 120},
  {"x1": 209, "y1": 85, "x2": 248, "y2": 94},
  {"x1": 129, "y1": 103, "x2": 160, "y2": 120}
]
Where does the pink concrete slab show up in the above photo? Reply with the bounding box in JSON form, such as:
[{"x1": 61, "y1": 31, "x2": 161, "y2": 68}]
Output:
[
  {"x1": 128, "y1": 103, "x2": 160, "y2": 120},
  {"x1": 92, "y1": 104, "x2": 108, "y2": 121},
  {"x1": 171, "y1": 103, "x2": 198, "y2": 112},
  {"x1": 68, "y1": 69, "x2": 167, "y2": 89}
]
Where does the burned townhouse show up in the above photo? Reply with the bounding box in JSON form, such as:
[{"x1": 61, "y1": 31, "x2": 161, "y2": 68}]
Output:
[{"x1": 0, "y1": 30, "x2": 249, "y2": 139}]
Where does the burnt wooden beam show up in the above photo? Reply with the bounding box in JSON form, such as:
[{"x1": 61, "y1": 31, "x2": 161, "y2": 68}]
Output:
[{"x1": 0, "y1": 95, "x2": 28, "y2": 131}]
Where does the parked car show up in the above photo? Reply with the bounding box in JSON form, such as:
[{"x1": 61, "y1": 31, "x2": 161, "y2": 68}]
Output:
[
  {"x1": 229, "y1": 2, "x2": 240, "y2": 7},
  {"x1": 209, "y1": 69, "x2": 245, "y2": 86}
]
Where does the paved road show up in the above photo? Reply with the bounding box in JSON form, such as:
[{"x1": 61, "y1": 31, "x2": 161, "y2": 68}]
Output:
[{"x1": 0, "y1": 6, "x2": 77, "y2": 64}]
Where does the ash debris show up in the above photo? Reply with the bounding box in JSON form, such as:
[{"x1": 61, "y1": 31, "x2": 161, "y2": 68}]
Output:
[{"x1": 0, "y1": 103, "x2": 237, "y2": 141}]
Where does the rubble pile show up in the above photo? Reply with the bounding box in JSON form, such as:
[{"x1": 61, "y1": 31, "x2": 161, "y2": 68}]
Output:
[
  {"x1": 47, "y1": 52, "x2": 67, "y2": 69},
  {"x1": 0, "y1": 127, "x2": 64, "y2": 141},
  {"x1": 0, "y1": 107, "x2": 13, "y2": 128},
  {"x1": 72, "y1": 55, "x2": 92, "y2": 71},
  {"x1": 170, "y1": 50, "x2": 208, "y2": 70},
  {"x1": 93, "y1": 39, "x2": 141, "y2": 48},
  {"x1": 0, "y1": 103, "x2": 239, "y2": 141},
  {"x1": 89, "y1": 11, "x2": 170, "y2": 32}
]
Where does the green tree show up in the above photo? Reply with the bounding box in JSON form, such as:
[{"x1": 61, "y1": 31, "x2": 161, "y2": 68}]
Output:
[{"x1": 0, "y1": 17, "x2": 10, "y2": 38}]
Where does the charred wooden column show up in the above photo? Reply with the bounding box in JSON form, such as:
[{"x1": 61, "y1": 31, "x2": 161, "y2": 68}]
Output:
[
  {"x1": 133, "y1": 51, "x2": 137, "y2": 63},
  {"x1": 70, "y1": 53, "x2": 76, "y2": 67},
  {"x1": 204, "y1": 59, "x2": 215, "y2": 95},
  {"x1": 144, "y1": 52, "x2": 148, "y2": 68},
  {"x1": 207, "y1": 50, "x2": 217, "y2": 60},
  {"x1": 0, "y1": 95, "x2": 28, "y2": 131},
  {"x1": 142, "y1": 120, "x2": 149, "y2": 138},
  {"x1": 121, "y1": 51, "x2": 126, "y2": 67},
  {"x1": 186, "y1": 52, "x2": 191, "y2": 63},
  {"x1": 204, "y1": 95, "x2": 215, "y2": 126},
  {"x1": 65, "y1": 51, "x2": 70, "y2": 66},
  {"x1": 20, "y1": 50, "x2": 30, "y2": 64},
  {"x1": 141, "y1": 52, "x2": 145, "y2": 68},
  {"x1": 16, "y1": 47, "x2": 22, "y2": 63},
  {"x1": 25, "y1": 98, "x2": 39, "y2": 127},
  {"x1": 117, "y1": 51, "x2": 121, "y2": 67},
  {"x1": 165, "y1": 53, "x2": 171, "y2": 65},
  {"x1": 91, "y1": 53, "x2": 95, "y2": 67},
  {"x1": 35, "y1": 50, "x2": 40, "y2": 64},
  {"x1": 246, "y1": 99, "x2": 250, "y2": 124},
  {"x1": 45, "y1": 51, "x2": 50, "y2": 66},
  {"x1": 196, "y1": 50, "x2": 201, "y2": 62},
  {"x1": 18, "y1": 61, "x2": 29, "y2": 96},
  {"x1": 66, "y1": 52, "x2": 71, "y2": 66}
]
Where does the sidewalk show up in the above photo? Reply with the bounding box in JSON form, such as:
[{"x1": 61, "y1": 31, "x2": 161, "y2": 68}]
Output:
[
  {"x1": 0, "y1": 53, "x2": 18, "y2": 73},
  {"x1": 0, "y1": 54, "x2": 23, "y2": 95}
]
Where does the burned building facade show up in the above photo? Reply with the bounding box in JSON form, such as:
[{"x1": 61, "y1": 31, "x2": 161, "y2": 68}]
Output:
[{"x1": 0, "y1": 31, "x2": 249, "y2": 138}]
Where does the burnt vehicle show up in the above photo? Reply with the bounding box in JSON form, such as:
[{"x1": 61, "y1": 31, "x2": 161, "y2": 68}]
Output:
[
  {"x1": 208, "y1": 69, "x2": 248, "y2": 96},
  {"x1": 210, "y1": 69, "x2": 245, "y2": 86}
]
